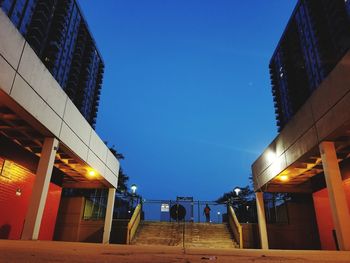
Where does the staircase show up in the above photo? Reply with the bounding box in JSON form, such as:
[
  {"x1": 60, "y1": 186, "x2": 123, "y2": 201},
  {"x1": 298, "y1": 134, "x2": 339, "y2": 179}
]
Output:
[
  {"x1": 132, "y1": 221, "x2": 183, "y2": 246},
  {"x1": 132, "y1": 221, "x2": 238, "y2": 248},
  {"x1": 185, "y1": 223, "x2": 238, "y2": 248}
]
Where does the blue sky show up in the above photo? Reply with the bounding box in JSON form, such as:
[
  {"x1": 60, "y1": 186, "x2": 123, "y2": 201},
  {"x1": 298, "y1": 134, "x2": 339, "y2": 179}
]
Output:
[{"x1": 79, "y1": 0, "x2": 297, "y2": 200}]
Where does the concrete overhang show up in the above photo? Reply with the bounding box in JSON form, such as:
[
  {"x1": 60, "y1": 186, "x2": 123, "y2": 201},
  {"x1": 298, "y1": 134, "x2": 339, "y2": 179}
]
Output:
[
  {"x1": 252, "y1": 49, "x2": 350, "y2": 193},
  {"x1": 0, "y1": 10, "x2": 119, "y2": 189}
]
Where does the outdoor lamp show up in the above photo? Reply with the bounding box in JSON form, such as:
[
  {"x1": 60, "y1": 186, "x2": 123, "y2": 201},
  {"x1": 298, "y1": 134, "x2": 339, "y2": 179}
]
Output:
[
  {"x1": 15, "y1": 188, "x2": 22, "y2": 196},
  {"x1": 234, "y1": 187, "x2": 241, "y2": 196},
  {"x1": 88, "y1": 170, "x2": 96, "y2": 177},
  {"x1": 279, "y1": 175, "x2": 289, "y2": 182},
  {"x1": 131, "y1": 184, "x2": 137, "y2": 194}
]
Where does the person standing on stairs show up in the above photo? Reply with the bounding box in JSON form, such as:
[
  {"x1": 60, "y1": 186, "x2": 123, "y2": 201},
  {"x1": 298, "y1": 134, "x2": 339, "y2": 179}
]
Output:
[{"x1": 204, "y1": 204, "x2": 211, "y2": 223}]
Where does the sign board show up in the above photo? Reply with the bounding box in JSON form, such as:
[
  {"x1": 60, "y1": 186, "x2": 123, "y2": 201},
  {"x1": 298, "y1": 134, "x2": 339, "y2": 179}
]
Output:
[
  {"x1": 176, "y1": 196, "x2": 193, "y2": 201},
  {"x1": 161, "y1": 203, "x2": 169, "y2": 212}
]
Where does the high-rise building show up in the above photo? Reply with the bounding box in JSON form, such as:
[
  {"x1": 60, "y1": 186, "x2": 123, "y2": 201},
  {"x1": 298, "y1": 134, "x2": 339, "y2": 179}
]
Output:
[
  {"x1": 0, "y1": 0, "x2": 104, "y2": 128},
  {"x1": 252, "y1": 0, "x2": 350, "y2": 251},
  {"x1": 0, "y1": 7, "x2": 119, "y2": 243},
  {"x1": 270, "y1": 0, "x2": 350, "y2": 131}
]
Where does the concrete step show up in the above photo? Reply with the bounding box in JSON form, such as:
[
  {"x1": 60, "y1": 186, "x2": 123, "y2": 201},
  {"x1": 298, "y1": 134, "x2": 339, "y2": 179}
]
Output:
[
  {"x1": 132, "y1": 221, "x2": 183, "y2": 246},
  {"x1": 132, "y1": 222, "x2": 238, "y2": 249},
  {"x1": 184, "y1": 223, "x2": 238, "y2": 249}
]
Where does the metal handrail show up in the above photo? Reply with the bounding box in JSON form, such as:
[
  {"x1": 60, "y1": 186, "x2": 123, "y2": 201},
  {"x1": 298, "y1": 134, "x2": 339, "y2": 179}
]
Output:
[
  {"x1": 126, "y1": 204, "x2": 142, "y2": 244},
  {"x1": 227, "y1": 205, "x2": 243, "y2": 248}
]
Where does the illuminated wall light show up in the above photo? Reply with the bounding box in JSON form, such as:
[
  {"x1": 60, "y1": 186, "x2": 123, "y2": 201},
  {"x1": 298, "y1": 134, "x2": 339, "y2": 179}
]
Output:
[
  {"x1": 267, "y1": 151, "x2": 276, "y2": 163},
  {"x1": 15, "y1": 188, "x2": 22, "y2": 196},
  {"x1": 279, "y1": 175, "x2": 289, "y2": 182},
  {"x1": 0, "y1": 160, "x2": 31, "y2": 183},
  {"x1": 88, "y1": 170, "x2": 96, "y2": 177}
]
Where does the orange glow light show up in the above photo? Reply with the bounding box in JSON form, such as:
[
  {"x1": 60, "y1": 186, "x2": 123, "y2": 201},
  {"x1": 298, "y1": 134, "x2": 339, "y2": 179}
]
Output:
[
  {"x1": 88, "y1": 170, "x2": 96, "y2": 177},
  {"x1": 279, "y1": 175, "x2": 289, "y2": 182}
]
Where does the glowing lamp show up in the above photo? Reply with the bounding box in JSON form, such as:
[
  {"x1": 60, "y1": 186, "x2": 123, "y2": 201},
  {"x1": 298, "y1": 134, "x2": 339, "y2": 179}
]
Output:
[
  {"x1": 88, "y1": 170, "x2": 96, "y2": 177},
  {"x1": 234, "y1": 187, "x2": 241, "y2": 196},
  {"x1": 267, "y1": 151, "x2": 276, "y2": 163},
  {"x1": 131, "y1": 184, "x2": 137, "y2": 194},
  {"x1": 16, "y1": 188, "x2": 22, "y2": 196},
  {"x1": 279, "y1": 175, "x2": 289, "y2": 182}
]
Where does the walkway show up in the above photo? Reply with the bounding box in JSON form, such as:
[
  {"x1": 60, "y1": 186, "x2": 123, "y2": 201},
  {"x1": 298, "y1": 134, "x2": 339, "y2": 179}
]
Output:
[{"x1": 0, "y1": 240, "x2": 349, "y2": 263}]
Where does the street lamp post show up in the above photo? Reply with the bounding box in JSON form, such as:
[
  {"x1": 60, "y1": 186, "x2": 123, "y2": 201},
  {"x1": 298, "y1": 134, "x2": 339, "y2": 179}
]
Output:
[
  {"x1": 233, "y1": 187, "x2": 244, "y2": 222},
  {"x1": 131, "y1": 184, "x2": 137, "y2": 195},
  {"x1": 130, "y1": 184, "x2": 137, "y2": 210},
  {"x1": 233, "y1": 187, "x2": 241, "y2": 196}
]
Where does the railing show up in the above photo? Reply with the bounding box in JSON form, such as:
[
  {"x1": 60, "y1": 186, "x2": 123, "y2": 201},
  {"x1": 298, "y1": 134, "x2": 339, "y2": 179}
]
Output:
[
  {"x1": 227, "y1": 205, "x2": 243, "y2": 248},
  {"x1": 126, "y1": 204, "x2": 142, "y2": 244}
]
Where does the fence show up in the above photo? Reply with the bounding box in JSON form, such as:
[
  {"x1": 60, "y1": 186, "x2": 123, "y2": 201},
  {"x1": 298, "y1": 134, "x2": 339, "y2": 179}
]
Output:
[
  {"x1": 141, "y1": 199, "x2": 229, "y2": 223},
  {"x1": 74, "y1": 191, "x2": 288, "y2": 225}
]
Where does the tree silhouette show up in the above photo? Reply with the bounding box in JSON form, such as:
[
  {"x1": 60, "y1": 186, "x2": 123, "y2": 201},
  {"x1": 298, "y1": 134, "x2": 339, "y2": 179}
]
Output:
[
  {"x1": 216, "y1": 183, "x2": 257, "y2": 223},
  {"x1": 216, "y1": 185, "x2": 254, "y2": 204},
  {"x1": 109, "y1": 145, "x2": 125, "y2": 160},
  {"x1": 117, "y1": 167, "x2": 129, "y2": 194},
  {"x1": 108, "y1": 145, "x2": 129, "y2": 194}
]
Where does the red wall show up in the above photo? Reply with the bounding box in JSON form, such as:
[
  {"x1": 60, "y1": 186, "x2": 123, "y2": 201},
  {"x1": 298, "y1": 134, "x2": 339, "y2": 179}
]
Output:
[
  {"x1": 267, "y1": 199, "x2": 321, "y2": 250},
  {"x1": 0, "y1": 158, "x2": 61, "y2": 240},
  {"x1": 39, "y1": 183, "x2": 62, "y2": 240},
  {"x1": 313, "y1": 178, "x2": 350, "y2": 250}
]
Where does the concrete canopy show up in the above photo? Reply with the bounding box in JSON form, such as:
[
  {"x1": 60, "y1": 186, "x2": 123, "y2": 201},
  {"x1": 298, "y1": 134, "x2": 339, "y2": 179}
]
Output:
[
  {"x1": 0, "y1": 10, "x2": 119, "y2": 189},
  {"x1": 252, "y1": 50, "x2": 350, "y2": 193}
]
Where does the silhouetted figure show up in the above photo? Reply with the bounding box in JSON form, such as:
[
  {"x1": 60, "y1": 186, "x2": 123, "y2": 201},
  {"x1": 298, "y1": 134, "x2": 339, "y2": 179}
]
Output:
[{"x1": 203, "y1": 204, "x2": 211, "y2": 223}]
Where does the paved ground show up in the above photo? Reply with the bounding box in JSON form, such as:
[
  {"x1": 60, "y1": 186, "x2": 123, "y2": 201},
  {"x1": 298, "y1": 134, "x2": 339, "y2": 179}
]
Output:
[{"x1": 0, "y1": 240, "x2": 350, "y2": 263}]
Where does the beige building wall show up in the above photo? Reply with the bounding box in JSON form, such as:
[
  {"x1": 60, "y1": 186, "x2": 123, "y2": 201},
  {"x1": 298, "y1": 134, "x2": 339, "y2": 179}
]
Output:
[{"x1": 0, "y1": 9, "x2": 119, "y2": 188}]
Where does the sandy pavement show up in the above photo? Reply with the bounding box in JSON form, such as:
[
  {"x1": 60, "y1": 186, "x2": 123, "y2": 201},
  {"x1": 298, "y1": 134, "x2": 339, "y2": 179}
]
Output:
[{"x1": 0, "y1": 240, "x2": 350, "y2": 263}]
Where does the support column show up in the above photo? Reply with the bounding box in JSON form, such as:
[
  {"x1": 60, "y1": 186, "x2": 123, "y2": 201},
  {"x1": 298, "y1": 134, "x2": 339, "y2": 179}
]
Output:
[
  {"x1": 319, "y1": 141, "x2": 350, "y2": 251},
  {"x1": 256, "y1": 191, "x2": 269, "y2": 249},
  {"x1": 102, "y1": 187, "x2": 116, "y2": 244},
  {"x1": 21, "y1": 137, "x2": 58, "y2": 240}
]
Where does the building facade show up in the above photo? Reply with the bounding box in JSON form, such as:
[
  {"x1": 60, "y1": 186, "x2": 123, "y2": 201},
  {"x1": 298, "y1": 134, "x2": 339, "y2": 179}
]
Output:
[
  {"x1": 252, "y1": 0, "x2": 350, "y2": 251},
  {"x1": 0, "y1": 4, "x2": 118, "y2": 242},
  {"x1": 270, "y1": 0, "x2": 350, "y2": 131},
  {"x1": 0, "y1": 0, "x2": 104, "y2": 128}
]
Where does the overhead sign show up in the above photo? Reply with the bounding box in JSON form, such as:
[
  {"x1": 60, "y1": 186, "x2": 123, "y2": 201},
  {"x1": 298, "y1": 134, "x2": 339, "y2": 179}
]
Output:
[{"x1": 176, "y1": 196, "x2": 193, "y2": 201}]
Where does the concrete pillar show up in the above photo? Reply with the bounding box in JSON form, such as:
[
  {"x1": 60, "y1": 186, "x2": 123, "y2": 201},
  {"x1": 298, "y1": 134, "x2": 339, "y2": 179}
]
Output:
[
  {"x1": 319, "y1": 141, "x2": 350, "y2": 251},
  {"x1": 21, "y1": 137, "x2": 59, "y2": 240},
  {"x1": 256, "y1": 191, "x2": 269, "y2": 249},
  {"x1": 102, "y1": 187, "x2": 116, "y2": 244}
]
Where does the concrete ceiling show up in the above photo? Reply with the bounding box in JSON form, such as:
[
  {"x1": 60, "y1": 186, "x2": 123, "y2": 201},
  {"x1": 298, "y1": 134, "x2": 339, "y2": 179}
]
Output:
[{"x1": 0, "y1": 102, "x2": 110, "y2": 189}]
